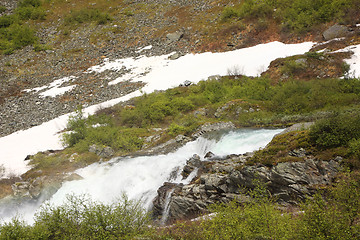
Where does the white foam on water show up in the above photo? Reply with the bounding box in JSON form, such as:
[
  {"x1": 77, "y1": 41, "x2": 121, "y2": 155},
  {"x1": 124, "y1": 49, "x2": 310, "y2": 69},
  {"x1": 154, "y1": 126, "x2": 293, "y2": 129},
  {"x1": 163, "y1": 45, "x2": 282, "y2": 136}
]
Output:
[{"x1": 0, "y1": 128, "x2": 282, "y2": 224}]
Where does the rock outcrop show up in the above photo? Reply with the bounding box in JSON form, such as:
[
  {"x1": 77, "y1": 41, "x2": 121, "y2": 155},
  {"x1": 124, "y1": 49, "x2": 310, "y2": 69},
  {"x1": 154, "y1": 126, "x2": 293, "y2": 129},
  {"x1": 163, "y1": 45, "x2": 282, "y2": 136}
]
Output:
[
  {"x1": 89, "y1": 144, "x2": 115, "y2": 158},
  {"x1": 323, "y1": 24, "x2": 350, "y2": 40},
  {"x1": 152, "y1": 151, "x2": 341, "y2": 223}
]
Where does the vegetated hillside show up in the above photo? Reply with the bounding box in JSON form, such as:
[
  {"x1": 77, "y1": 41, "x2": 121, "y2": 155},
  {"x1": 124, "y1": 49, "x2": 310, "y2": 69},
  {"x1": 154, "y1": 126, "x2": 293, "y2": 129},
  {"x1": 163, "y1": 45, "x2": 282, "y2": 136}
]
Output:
[
  {"x1": 1, "y1": 0, "x2": 360, "y2": 136},
  {"x1": 1, "y1": 0, "x2": 360, "y2": 239}
]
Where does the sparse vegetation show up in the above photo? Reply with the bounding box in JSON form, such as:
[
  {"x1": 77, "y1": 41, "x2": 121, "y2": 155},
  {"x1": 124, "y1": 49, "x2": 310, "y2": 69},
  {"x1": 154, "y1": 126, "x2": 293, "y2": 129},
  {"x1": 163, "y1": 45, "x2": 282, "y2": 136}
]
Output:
[
  {"x1": 0, "y1": 0, "x2": 46, "y2": 54},
  {"x1": 221, "y1": 0, "x2": 360, "y2": 33},
  {"x1": 64, "y1": 8, "x2": 112, "y2": 26}
]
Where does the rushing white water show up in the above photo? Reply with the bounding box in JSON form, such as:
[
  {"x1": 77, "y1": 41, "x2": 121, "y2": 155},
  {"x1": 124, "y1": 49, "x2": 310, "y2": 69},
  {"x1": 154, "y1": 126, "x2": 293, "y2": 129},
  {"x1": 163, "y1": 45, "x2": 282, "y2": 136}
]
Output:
[{"x1": 0, "y1": 128, "x2": 282, "y2": 224}]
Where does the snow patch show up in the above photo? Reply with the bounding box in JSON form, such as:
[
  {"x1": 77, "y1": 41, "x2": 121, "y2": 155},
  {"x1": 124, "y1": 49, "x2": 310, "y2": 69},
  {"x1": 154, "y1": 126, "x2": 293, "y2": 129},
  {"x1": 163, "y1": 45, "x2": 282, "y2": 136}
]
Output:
[
  {"x1": 88, "y1": 41, "x2": 315, "y2": 91},
  {"x1": 334, "y1": 44, "x2": 360, "y2": 78},
  {"x1": 23, "y1": 76, "x2": 77, "y2": 97},
  {"x1": 136, "y1": 45, "x2": 153, "y2": 53}
]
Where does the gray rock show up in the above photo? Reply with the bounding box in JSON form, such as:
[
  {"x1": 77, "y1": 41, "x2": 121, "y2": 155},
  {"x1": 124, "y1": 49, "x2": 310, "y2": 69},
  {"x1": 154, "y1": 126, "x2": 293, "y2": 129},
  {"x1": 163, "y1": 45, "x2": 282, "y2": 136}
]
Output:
[
  {"x1": 153, "y1": 154, "x2": 340, "y2": 223},
  {"x1": 181, "y1": 154, "x2": 203, "y2": 179},
  {"x1": 168, "y1": 52, "x2": 180, "y2": 60},
  {"x1": 323, "y1": 24, "x2": 349, "y2": 40},
  {"x1": 192, "y1": 122, "x2": 236, "y2": 139},
  {"x1": 277, "y1": 122, "x2": 314, "y2": 136},
  {"x1": 99, "y1": 146, "x2": 115, "y2": 158},
  {"x1": 166, "y1": 31, "x2": 184, "y2": 43},
  {"x1": 89, "y1": 144, "x2": 114, "y2": 158}
]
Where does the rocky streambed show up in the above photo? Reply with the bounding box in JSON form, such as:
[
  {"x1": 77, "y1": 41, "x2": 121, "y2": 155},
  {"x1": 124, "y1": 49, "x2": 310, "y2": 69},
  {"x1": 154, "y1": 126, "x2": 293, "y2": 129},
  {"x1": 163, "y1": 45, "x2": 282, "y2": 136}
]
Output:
[{"x1": 153, "y1": 143, "x2": 341, "y2": 224}]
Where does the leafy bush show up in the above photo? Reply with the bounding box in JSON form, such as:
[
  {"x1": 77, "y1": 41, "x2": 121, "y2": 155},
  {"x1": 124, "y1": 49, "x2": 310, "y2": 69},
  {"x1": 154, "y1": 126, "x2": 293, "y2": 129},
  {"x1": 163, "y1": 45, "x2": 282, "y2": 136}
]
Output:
[
  {"x1": 0, "y1": 0, "x2": 44, "y2": 54},
  {"x1": 18, "y1": 0, "x2": 41, "y2": 8},
  {"x1": 62, "y1": 107, "x2": 145, "y2": 152},
  {"x1": 0, "y1": 5, "x2": 7, "y2": 14},
  {"x1": 224, "y1": 0, "x2": 360, "y2": 33},
  {"x1": 0, "y1": 218, "x2": 31, "y2": 240},
  {"x1": 298, "y1": 174, "x2": 360, "y2": 239},
  {"x1": 349, "y1": 138, "x2": 360, "y2": 159},
  {"x1": 0, "y1": 195, "x2": 150, "y2": 239},
  {"x1": 16, "y1": 6, "x2": 46, "y2": 20},
  {"x1": 220, "y1": 7, "x2": 240, "y2": 22},
  {"x1": 0, "y1": 24, "x2": 37, "y2": 54},
  {"x1": 65, "y1": 8, "x2": 112, "y2": 25},
  {"x1": 168, "y1": 123, "x2": 187, "y2": 137},
  {"x1": 309, "y1": 113, "x2": 360, "y2": 148},
  {"x1": 0, "y1": 15, "x2": 18, "y2": 28},
  {"x1": 202, "y1": 182, "x2": 296, "y2": 240},
  {"x1": 33, "y1": 195, "x2": 150, "y2": 240}
]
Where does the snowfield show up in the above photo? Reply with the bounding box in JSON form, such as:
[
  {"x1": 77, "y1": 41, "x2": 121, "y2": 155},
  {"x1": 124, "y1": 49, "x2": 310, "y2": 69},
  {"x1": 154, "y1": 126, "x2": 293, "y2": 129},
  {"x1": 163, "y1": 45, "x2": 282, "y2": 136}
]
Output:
[{"x1": 0, "y1": 41, "x2": 327, "y2": 178}]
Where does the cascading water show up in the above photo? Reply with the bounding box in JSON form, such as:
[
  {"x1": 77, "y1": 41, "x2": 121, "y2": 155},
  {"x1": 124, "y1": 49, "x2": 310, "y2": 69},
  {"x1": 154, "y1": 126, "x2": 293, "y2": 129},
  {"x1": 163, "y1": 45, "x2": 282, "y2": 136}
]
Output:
[{"x1": 0, "y1": 128, "x2": 283, "y2": 224}]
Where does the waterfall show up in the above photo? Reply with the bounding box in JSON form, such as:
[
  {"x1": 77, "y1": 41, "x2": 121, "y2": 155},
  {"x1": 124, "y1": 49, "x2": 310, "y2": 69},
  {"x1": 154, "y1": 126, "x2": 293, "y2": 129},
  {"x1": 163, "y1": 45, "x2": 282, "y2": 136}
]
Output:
[
  {"x1": 0, "y1": 128, "x2": 283, "y2": 224},
  {"x1": 160, "y1": 188, "x2": 175, "y2": 225}
]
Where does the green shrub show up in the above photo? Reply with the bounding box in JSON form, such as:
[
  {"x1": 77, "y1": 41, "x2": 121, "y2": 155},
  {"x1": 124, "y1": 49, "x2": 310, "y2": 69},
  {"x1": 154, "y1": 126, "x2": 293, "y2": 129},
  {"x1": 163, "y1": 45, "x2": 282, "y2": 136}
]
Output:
[
  {"x1": 0, "y1": 24, "x2": 37, "y2": 54},
  {"x1": 16, "y1": 6, "x2": 46, "y2": 20},
  {"x1": 0, "y1": 15, "x2": 17, "y2": 28},
  {"x1": 18, "y1": 0, "x2": 41, "y2": 8},
  {"x1": 33, "y1": 43, "x2": 51, "y2": 52},
  {"x1": 349, "y1": 138, "x2": 360, "y2": 159},
  {"x1": 65, "y1": 8, "x2": 112, "y2": 25},
  {"x1": 225, "y1": 0, "x2": 360, "y2": 33},
  {"x1": 202, "y1": 182, "x2": 296, "y2": 240},
  {"x1": 168, "y1": 123, "x2": 187, "y2": 137},
  {"x1": 32, "y1": 194, "x2": 150, "y2": 240},
  {"x1": 309, "y1": 113, "x2": 360, "y2": 148},
  {"x1": 0, "y1": 218, "x2": 31, "y2": 240},
  {"x1": 239, "y1": 0, "x2": 274, "y2": 20},
  {"x1": 0, "y1": 5, "x2": 7, "y2": 14},
  {"x1": 220, "y1": 7, "x2": 240, "y2": 22}
]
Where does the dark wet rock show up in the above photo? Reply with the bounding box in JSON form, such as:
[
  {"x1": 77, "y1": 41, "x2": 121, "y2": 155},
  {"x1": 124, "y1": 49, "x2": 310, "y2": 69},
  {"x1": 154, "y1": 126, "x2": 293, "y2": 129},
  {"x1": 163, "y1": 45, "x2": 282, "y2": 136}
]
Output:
[
  {"x1": 153, "y1": 152, "x2": 341, "y2": 223},
  {"x1": 288, "y1": 148, "x2": 307, "y2": 158},
  {"x1": 191, "y1": 122, "x2": 236, "y2": 139},
  {"x1": 181, "y1": 154, "x2": 203, "y2": 179},
  {"x1": 152, "y1": 182, "x2": 180, "y2": 220},
  {"x1": 204, "y1": 151, "x2": 215, "y2": 159}
]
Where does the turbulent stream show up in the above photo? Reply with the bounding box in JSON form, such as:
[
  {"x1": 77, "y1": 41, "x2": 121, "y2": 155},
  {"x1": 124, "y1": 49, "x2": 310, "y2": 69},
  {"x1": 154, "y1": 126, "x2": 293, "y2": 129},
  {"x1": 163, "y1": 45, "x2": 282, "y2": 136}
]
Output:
[{"x1": 0, "y1": 128, "x2": 282, "y2": 224}]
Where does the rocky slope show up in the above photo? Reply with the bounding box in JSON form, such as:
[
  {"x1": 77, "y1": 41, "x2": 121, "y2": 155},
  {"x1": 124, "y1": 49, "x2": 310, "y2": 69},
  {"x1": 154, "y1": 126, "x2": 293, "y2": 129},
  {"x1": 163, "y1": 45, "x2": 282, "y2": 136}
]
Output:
[{"x1": 1, "y1": 0, "x2": 340, "y2": 137}]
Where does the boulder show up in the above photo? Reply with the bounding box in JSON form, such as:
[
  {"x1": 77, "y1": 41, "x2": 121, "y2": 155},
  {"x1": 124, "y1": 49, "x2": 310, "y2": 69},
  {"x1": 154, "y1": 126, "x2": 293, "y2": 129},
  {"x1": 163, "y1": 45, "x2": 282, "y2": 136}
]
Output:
[
  {"x1": 89, "y1": 144, "x2": 114, "y2": 158},
  {"x1": 168, "y1": 52, "x2": 181, "y2": 60},
  {"x1": 166, "y1": 31, "x2": 184, "y2": 43},
  {"x1": 323, "y1": 24, "x2": 349, "y2": 40}
]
